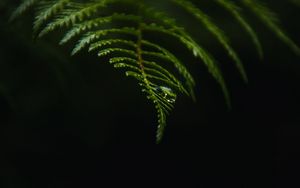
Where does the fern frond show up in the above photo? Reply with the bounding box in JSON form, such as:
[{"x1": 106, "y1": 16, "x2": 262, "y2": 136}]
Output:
[
  {"x1": 74, "y1": 27, "x2": 138, "y2": 55},
  {"x1": 140, "y1": 6, "x2": 229, "y2": 103},
  {"x1": 172, "y1": 0, "x2": 248, "y2": 82},
  {"x1": 141, "y1": 40, "x2": 195, "y2": 99},
  {"x1": 33, "y1": 0, "x2": 70, "y2": 33},
  {"x1": 243, "y1": 0, "x2": 300, "y2": 55},
  {"x1": 89, "y1": 39, "x2": 137, "y2": 50},
  {"x1": 37, "y1": 1, "x2": 112, "y2": 37},
  {"x1": 142, "y1": 23, "x2": 231, "y2": 107},
  {"x1": 97, "y1": 48, "x2": 137, "y2": 57},
  {"x1": 11, "y1": 0, "x2": 300, "y2": 142},
  {"x1": 215, "y1": 0, "x2": 263, "y2": 59},
  {"x1": 112, "y1": 62, "x2": 141, "y2": 72},
  {"x1": 60, "y1": 13, "x2": 141, "y2": 44}
]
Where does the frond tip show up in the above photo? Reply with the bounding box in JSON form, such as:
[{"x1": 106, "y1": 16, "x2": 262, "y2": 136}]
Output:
[{"x1": 11, "y1": 0, "x2": 300, "y2": 142}]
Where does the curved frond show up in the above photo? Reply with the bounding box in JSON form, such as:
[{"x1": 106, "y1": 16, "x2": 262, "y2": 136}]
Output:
[
  {"x1": 142, "y1": 23, "x2": 231, "y2": 107},
  {"x1": 215, "y1": 0, "x2": 263, "y2": 58},
  {"x1": 74, "y1": 27, "x2": 138, "y2": 55},
  {"x1": 243, "y1": 0, "x2": 300, "y2": 55},
  {"x1": 38, "y1": 1, "x2": 112, "y2": 37},
  {"x1": 142, "y1": 40, "x2": 195, "y2": 99},
  {"x1": 60, "y1": 13, "x2": 141, "y2": 44},
  {"x1": 33, "y1": 0, "x2": 70, "y2": 33},
  {"x1": 172, "y1": 0, "x2": 248, "y2": 82},
  {"x1": 11, "y1": 0, "x2": 300, "y2": 142}
]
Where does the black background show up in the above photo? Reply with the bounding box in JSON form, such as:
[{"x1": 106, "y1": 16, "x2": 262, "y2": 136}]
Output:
[{"x1": 1, "y1": 1, "x2": 300, "y2": 187}]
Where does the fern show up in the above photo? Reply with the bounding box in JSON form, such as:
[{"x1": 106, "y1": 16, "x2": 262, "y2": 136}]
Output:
[
  {"x1": 242, "y1": 0, "x2": 300, "y2": 55},
  {"x1": 11, "y1": 0, "x2": 300, "y2": 143},
  {"x1": 172, "y1": 0, "x2": 248, "y2": 82},
  {"x1": 33, "y1": 0, "x2": 70, "y2": 33},
  {"x1": 215, "y1": 0, "x2": 263, "y2": 58}
]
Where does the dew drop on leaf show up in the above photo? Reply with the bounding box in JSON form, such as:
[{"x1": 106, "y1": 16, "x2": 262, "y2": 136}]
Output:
[
  {"x1": 193, "y1": 48, "x2": 198, "y2": 57},
  {"x1": 155, "y1": 86, "x2": 177, "y2": 103}
]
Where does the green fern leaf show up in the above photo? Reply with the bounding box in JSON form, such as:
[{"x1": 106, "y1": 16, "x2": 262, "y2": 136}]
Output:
[
  {"x1": 243, "y1": 0, "x2": 300, "y2": 55},
  {"x1": 142, "y1": 23, "x2": 231, "y2": 107},
  {"x1": 74, "y1": 27, "x2": 138, "y2": 55},
  {"x1": 37, "y1": 1, "x2": 111, "y2": 37},
  {"x1": 141, "y1": 40, "x2": 195, "y2": 99},
  {"x1": 89, "y1": 39, "x2": 137, "y2": 50},
  {"x1": 172, "y1": 0, "x2": 248, "y2": 82},
  {"x1": 60, "y1": 13, "x2": 141, "y2": 44},
  {"x1": 97, "y1": 48, "x2": 137, "y2": 57},
  {"x1": 216, "y1": 0, "x2": 263, "y2": 58},
  {"x1": 11, "y1": 0, "x2": 300, "y2": 142},
  {"x1": 33, "y1": 0, "x2": 70, "y2": 33}
]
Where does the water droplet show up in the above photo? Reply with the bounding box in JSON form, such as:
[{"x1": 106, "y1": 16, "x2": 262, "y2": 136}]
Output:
[
  {"x1": 193, "y1": 48, "x2": 198, "y2": 57},
  {"x1": 154, "y1": 86, "x2": 177, "y2": 104}
]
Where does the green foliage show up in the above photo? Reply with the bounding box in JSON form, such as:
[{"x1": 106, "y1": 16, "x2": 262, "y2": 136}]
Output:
[
  {"x1": 11, "y1": 0, "x2": 300, "y2": 143},
  {"x1": 216, "y1": 0, "x2": 263, "y2": 58},
  {"x1": 242, "y1": 0, "x2": 300, "y2": 55}
]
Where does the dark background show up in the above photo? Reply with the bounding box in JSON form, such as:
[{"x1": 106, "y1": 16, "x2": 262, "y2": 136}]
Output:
[{"x1": 1, "y1": 0, "x2": 300, "y2": 187}]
